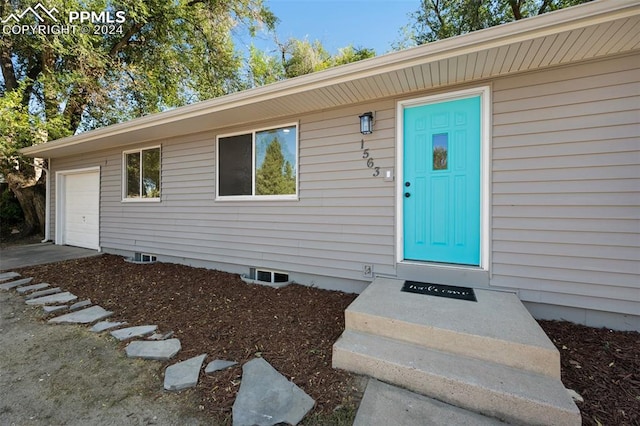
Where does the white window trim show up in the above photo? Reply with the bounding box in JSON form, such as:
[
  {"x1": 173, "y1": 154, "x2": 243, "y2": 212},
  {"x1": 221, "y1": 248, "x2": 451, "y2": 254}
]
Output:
[
  {"x1": 395, "y1": 86, "x2": 491, "y2": 272},
  {"x1": 215, "y1": 122, "x2": 299, "y2": 201},
  {"x1": 122, "y1": 145, "x2": 162, "y2": 202}
]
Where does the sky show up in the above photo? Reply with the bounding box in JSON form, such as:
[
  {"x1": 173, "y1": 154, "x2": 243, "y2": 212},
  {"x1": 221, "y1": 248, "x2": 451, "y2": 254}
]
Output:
[{"x1": 236, "y1": 0, "x2": 420, "y2": 57}]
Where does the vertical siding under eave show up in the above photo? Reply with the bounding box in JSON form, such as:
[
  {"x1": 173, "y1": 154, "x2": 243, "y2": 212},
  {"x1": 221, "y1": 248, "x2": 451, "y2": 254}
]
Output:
[
  {"x1": 491, "y1": 54, "x2": 640, "y2": 315},
  {"x1": 53, "y1": 100, "x2": 397, "y2": 283}
]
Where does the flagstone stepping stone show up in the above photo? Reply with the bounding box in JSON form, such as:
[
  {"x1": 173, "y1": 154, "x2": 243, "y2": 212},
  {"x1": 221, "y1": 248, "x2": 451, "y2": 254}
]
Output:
[
  {"x1": 232, "y1": 358, "x2": 315, "y2": 426},
  {"x1": 205, "y1": 359, "x2": 238, "y2": 374},
  {"x1": 164, "y1": 354, "x2": 207, "y2": 391},
  {"x1": 48, "y1": 306, "x2": 113, "y2": 324},
  {"x1": 148, "y1": 331, "x2": 174, "y2": 341},
  {"x1": 69, "y1": 300, "x2": 92, "y2": 311},
  {"x1": 111, "y1": 325, "x2": 158, "y2": 341},
  {"x1": 0, "y1": 277, "x2": 33, "y2": 290},
  {"x1": 91, "y1": 321, "x2": 127, "y2": 333},
  {"x1": 0, "y1": 272, "x2": 20, "y2": 282},
  {"x1": 25, "y1": 287, "x2": 61, "y2": 300},
  {"x1": 16, "y1": 283, "x2": 50, "y2": 294},
  {"x1": 43, "y1": 305, "x2": 68, "y2": 314},
  {"x1": 125, "y1": 339, "x2": 181, "y2": 361},
  {"x1": 25, "y1": 292, "x2": 77, "y2": 305}
]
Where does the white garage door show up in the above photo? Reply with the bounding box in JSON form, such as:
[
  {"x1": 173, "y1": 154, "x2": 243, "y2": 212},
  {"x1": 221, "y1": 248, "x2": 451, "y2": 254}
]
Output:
[{"x1": 61, "y1": 170, "x2": 99, "y2": 250}]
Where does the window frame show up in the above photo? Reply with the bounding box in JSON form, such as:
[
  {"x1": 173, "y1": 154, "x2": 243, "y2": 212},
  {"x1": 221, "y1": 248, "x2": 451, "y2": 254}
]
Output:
[
  {"x1": 215, "y1": 122, "x2": 299, "y2": 201},
  {"x1": 122, "y1": 145, "x2": 162, "y2": 203}
]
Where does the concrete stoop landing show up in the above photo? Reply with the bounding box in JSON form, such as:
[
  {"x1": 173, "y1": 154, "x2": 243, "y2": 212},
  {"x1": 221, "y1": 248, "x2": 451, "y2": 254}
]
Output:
[{"x1": 332, "y1": 277, "x2": 581, "y2": 426}]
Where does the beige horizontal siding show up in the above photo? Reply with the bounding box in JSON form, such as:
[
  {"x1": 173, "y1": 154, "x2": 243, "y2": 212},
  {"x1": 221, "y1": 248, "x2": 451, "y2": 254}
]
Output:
[
  {"x1": 52, "y1": 100, "x2": 397, "y2": 281},
  {"x1": 491, "y1": 54, "x2": 640, "y2": 314},
  {"x1": 48, "y1": 51, "x2": 638, "y2": 319}
]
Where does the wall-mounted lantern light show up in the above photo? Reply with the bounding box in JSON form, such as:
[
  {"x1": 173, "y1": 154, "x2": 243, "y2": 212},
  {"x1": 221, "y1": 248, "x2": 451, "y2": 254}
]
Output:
[{"x1": 359, "y1": 112, "x2": 374, "y2": 135}]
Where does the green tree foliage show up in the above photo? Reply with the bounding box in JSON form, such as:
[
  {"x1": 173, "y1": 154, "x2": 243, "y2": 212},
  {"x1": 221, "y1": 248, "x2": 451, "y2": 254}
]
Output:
[
  {"x1": 247, "y1": 39, "x2": 376, "y2": 87},
  {"x1": 0, "y1": 0, "x2": 274, "y2": 234},
  {"x1": 333, "y1": 46, "x2": 376, "y2": 66},
  {"x1": 256, "y1": 138, "x2": 295, "y2": 195},
  {"x1": 282, "y1": 38, "x2": 331, "y2": 78},
  {"x1": 247, "y1": 44, "x2": 285, "y2": 87},
  {"x1": 407, "y1": 0, "x2": 591, "y2": 44}
]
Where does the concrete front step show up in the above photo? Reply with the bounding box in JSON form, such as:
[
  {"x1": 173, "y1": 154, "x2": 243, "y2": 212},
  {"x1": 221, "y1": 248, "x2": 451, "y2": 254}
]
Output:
[
  {"x1": 354, "y1": 379, "x2": 506, "y2": 426},
  {"x1": 345, "y1": 277, "x2": 560, "y2": 378},
  {"x1": 333, "y1": 330, "x2": 580, "y2": 426}
]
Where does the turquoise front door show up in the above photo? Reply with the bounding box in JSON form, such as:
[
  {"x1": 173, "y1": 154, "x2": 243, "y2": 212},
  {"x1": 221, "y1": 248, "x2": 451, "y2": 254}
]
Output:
[{"x1": 403, "y1": 95, "x2": 481, "y2": 265}]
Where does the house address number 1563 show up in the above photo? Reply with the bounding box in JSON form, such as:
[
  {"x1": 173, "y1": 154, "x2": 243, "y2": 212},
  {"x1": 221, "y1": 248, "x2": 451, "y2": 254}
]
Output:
[{"x1": 360, "y1": 139, "x2": 380, "y2": 177}]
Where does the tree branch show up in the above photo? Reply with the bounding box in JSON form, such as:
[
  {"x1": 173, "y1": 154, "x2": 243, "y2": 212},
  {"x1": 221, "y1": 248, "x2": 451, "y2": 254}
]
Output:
[
  {"x1": 538, "y1": 0, "x2": 553, "y2": 15},
  {"x1": 109, "y1": 22, "x2": 145, "y2": 57},
  {"x1": 20, "y1": 61, "x2": 43, "y2": 107},
  {"x1": 508, "y1": 0, "x2": 523, "y2": 20},
  {"x1": 0, "y1": 41, "x2": 18, "y2": 92}
]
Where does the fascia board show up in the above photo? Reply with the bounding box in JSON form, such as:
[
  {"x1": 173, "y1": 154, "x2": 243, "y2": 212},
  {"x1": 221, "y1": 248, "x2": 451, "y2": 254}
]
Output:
[{"x1": 21, "y1": 0, "x2": 639, "y2": 157}]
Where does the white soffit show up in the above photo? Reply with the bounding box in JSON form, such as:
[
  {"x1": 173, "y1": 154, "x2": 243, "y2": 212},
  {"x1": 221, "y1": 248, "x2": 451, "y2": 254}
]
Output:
[{"x1": 21, "y1": 0, "x2": 640, "y2": 158}]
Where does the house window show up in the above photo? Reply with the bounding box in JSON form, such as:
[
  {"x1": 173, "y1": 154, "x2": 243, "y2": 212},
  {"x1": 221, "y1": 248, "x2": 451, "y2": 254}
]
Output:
[
  {"x1": 123, "y1": 147, "x2": 161, "y2": 200},
  {"x1": 217, "y1": 124, "x2": 297, "y2": 199},
  {"x1": 250, "y1": 267, "x2": 290, "y2": 283}
]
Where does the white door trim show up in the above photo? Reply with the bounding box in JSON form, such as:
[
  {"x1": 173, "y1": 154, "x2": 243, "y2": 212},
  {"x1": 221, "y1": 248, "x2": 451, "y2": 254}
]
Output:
[
  {"x1": 55, "y1": 166, "x2": 101, "y2": 251},
  {"x1": 396, "y1": 86, "x2": 491, "y2": 271}
]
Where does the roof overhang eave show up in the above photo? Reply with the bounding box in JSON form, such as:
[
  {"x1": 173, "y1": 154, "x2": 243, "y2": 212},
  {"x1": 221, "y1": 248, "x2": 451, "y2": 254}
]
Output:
[{"x1": 20, "y1": 0, "x2": 640, "y2": 158}]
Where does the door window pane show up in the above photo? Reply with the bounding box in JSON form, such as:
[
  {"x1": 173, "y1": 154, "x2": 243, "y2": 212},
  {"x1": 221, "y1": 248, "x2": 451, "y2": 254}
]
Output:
[{"x1": 433, "y1": 133, "x2": 448, "y2": 170}]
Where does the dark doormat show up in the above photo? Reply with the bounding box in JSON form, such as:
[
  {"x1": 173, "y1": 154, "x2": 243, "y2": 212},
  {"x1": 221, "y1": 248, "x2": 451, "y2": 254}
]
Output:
[{"x1": 402, "y1": 281, "x2": 477, "y2": 302}]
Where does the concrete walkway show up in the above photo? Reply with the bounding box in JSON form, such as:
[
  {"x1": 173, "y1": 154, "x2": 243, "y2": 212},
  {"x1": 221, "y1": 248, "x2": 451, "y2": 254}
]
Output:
[{"x1": 0, "y1": 243, "x2": 98, "y2": 269}]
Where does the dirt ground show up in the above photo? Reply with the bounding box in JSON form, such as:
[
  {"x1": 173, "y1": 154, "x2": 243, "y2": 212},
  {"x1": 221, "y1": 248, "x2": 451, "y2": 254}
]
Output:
[
  {"x1": 8, "y1": 255, "x2": 362, "y2": 425},
  {"x1": 0, "y1": 290, "x2": 211, "y2": 426},
  {"x1": 2, "y1": 253, "x2": 639, "y2": 425}
]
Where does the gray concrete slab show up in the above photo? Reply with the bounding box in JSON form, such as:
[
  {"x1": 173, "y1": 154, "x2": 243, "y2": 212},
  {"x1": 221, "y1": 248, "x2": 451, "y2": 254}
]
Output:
[
  {"x1": 346, "y1": 277, "x2": 560, "y2": 378},
  {"x1": 91, "y1": 321, "x2": 127, "y2": 333},
  {"x1": 232, "y1": 357, "x2": 315, "y2": 426},
  {"x1": 148, "y1": 331, "x2": 174, "y2": 341},
  {"x1": 0, "y1": 243, "x2": 98, "y2": 269},
  {"x1": 25, "y1": 292, "x2": 77, "y2": 305},
  {"x1": 16, "y1": 283, "x2": 50, "y2": 294},
  {"x1": 43, "y1": 305, "x2": 68, "y2": 314},
  {"x1": 205, "y1": 360, "x2": 237, "y2": 374},
  {"x1": 48, "y1": 306, "x2": 113, "y2": 324},
  {"x1": 0, "y1": 277, "x2": 33, "y2": 290},
  {"x1": 111, "y1": 325, "x2": 158, "y2": 341},
  {"x1": 0, "y1": 272, "x2": 20, "y2": 282},
  {"x1": 24, "y1": 287, "x2": 61, "y2": 300},
  {"x1": 354, "y1": 379, "x2": 505, "y2": 426},
  {"x1": 333, "y1": 330, "x2": 581, "y2": 426},
  {"x1": 69, "y1": 300, "x2": 92, "y2": 311},
  {"x1": 164, "y1": 354, "x2": 207, "y2": 391},
  {"x1": 125, "y1": 339, "x2": 181, "y2": 361}
]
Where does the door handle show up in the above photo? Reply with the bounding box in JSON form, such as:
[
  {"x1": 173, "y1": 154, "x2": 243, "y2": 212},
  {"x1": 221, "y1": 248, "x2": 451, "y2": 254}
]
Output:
[{"x1": 404, "y1": 192, "x2": 411, "y2": 198}]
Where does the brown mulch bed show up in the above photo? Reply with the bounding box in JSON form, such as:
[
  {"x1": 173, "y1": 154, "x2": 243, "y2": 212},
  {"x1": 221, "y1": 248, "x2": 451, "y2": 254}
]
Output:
[
  {"x1": 539, "y1": 320, "x2": 640, "y2": 426},
  {"x1": 16, "y1": 255, "x2": 359, "y2": 422},
  {"x1": 13, "y1": 254, "x2": 640, "y2": 425}
]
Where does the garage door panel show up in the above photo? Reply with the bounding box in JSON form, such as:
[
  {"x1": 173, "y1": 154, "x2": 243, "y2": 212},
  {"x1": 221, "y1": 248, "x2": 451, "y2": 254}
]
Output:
[{"x1": 60, "y1": 170, "x2": 99, "y2": 250}]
